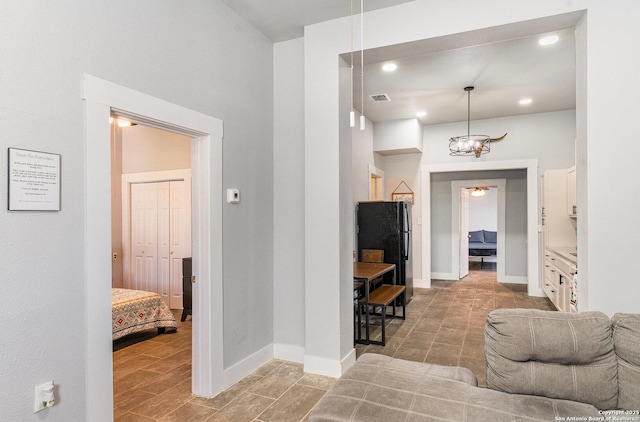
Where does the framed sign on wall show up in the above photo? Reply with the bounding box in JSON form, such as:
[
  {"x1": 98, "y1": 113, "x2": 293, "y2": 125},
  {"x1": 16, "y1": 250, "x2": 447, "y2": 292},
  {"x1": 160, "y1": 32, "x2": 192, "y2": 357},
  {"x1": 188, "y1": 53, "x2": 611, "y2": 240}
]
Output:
[
  {"x1": 391, "y1": 181, "x2": 414, "y2": 204},
  {"x1": 8, "y1": 148, "x2": 61, "y2": 211}
]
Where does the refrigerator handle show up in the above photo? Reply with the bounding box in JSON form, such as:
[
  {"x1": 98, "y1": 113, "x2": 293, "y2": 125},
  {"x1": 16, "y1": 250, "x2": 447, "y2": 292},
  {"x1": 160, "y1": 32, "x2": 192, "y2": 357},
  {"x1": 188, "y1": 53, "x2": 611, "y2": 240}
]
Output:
[
  {"x1": 405, "y1": 229, "x2": 410, "y2": 260},
  {"x1": 404, "y1": 203, "x2": 410, "y2": 260},
  {"x1": 405, "y1": 203, "x2": 411, "y2": 232}
]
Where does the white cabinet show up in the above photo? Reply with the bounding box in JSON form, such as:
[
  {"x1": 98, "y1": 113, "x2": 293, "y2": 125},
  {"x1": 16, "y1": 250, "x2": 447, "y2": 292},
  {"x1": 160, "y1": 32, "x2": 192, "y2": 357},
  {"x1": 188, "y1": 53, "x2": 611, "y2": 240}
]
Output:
[
  {"x1": 541, "y1": 169, "x2": 577, "y2": 311},
  {"x1": 542, "y1": 169, "x2": 576, "y2": 248},
  {"x1": 544, "y1": 249, "x2": 577, "y2": 312},
  {"x1": 542, "y1": 253, "x2": 559, "y2": 308},
  {"x1": 567, "y1": 166, "x2": 576, "y2": 217}
]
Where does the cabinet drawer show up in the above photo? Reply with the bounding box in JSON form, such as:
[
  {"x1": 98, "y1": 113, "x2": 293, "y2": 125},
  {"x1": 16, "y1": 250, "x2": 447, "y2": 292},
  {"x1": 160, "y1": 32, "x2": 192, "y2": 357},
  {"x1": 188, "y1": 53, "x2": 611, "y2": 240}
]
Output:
[
  {"x1": 542, "y1": 277, "x2": 557, "y2": 304},
  {"x1": 544, "y1": 261, "x2": 558, "y2": 284}
]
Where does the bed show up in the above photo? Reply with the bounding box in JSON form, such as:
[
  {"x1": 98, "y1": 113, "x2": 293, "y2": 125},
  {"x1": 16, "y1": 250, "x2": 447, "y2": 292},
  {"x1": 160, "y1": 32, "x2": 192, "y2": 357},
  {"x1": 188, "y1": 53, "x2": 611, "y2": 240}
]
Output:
[
  {"x1": 468, "y1": 229, "x2": 497, "y2": 268},
  {"x1": 112, "y1": 288, "x2": 177, "y2": 340}
]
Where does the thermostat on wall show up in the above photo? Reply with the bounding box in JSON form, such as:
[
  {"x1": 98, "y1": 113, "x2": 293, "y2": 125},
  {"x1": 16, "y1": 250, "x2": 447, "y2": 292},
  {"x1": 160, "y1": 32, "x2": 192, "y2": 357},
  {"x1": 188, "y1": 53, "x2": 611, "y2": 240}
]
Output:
[{"x1": 226, "y1": 188, "x2": 240, "y2": 204}]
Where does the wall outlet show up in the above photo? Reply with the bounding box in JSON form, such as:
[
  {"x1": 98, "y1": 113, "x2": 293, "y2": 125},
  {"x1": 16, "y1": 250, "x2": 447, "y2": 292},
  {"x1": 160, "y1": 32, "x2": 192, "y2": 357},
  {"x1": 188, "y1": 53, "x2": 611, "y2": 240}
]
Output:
[
  {"x1": 34, "y1": 381, "x2": 55, "y2": 413},
  {"x1": 226, "y1": 188, "x2": 240, "y2": 204}
]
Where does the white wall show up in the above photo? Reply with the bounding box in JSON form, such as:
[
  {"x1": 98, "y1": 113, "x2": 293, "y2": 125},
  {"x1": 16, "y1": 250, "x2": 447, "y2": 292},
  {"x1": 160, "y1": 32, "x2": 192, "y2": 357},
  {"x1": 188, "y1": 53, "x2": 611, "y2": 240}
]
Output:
[
  {"x1": 0, "y1": 1, "x2": 274, "y2": 420},
  {"x1": 468, "y1": 188, "x2": 498, "y2": 232},
  {"x1": 373, "y1": 118, "x2": 423, "y2": 154},
  {"x1": 304, "y1": 2, "x2": 640, "y2": 375},
  {"x1": 351, "y1": 114, "x2": 376, "y2": 204},
  {"x1": 273, "y1": 38, "x2": 306, "y2": 360},
  {"x1": 121, "y1": 125, "x2": 191, "y2": 174},
  {"x1": 580, "y1": 2, "x2": 640, "y2": 314},
  {"x1": 422, "y1": 111, "x2": 576, "y2": 169}
]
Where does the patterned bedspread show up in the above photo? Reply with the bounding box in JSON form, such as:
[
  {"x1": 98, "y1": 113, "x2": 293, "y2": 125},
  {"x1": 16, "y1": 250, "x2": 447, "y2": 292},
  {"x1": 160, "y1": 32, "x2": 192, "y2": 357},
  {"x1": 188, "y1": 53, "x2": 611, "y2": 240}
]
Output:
[{"x1": 112, "y1": 288, "x2": 177, "y2": 340}]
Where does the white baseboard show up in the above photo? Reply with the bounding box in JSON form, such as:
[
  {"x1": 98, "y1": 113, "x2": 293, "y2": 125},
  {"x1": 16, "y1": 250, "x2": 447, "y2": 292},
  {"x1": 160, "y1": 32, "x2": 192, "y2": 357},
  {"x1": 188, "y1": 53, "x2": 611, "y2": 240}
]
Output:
[
  {"x1": 223, "y1": 344, "x2": 273, "y2": 389},
  {"x1": 431, "y1": 272, "x2": 457, "y2": 281},
  {"x1": 503, "y1": 275, "x2": 528, "y2": 284},
  {"x1": 273, "y1": 343, "x2": 305, "y2": 363},
  {"x1": 413, "y1": 278, "x2": 430, "y2": 288},
  {"x1": 304, "y1": 348, "x2": 356, "y2": 378}
]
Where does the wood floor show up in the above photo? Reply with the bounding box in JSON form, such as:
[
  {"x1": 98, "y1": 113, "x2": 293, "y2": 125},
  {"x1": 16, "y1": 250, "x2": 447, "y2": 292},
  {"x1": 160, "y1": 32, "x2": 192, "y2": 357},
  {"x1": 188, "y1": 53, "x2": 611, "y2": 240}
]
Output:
[{"x1": 113, "y1": 265, "x2": 555, "y2": 421}]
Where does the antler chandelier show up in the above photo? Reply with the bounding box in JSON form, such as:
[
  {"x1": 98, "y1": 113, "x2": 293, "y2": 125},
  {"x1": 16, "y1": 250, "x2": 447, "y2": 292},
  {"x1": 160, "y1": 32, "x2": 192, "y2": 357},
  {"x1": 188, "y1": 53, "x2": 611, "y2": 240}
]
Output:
[{"x1": 449, "y1": 86, "x2": 506, "y2": 158}]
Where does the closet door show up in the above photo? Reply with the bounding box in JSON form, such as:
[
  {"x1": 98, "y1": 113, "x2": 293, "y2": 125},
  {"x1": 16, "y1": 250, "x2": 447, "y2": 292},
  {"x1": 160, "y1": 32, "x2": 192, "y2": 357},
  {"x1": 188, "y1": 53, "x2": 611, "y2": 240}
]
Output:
[
  {"x1": 131, "y1": 182, "x2": 159, "y2": 292},
  {"x1": 127, "y1": 178, "x2": 190, "y2": 308}
]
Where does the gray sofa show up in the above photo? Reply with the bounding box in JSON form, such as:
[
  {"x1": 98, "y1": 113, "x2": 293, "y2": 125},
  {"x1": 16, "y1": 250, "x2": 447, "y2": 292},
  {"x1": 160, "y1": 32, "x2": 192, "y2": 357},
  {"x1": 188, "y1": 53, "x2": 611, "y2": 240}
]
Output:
[{"x1": 310, "y1": 309, "x2": 640, "y2": 421}]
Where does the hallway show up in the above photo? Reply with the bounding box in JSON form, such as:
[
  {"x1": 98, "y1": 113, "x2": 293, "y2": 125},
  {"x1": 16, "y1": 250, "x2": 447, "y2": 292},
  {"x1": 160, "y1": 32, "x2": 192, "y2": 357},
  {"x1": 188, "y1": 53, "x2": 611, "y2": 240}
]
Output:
[{"x1": 355, "y1": 265, "x2": 555, "y2": 387}]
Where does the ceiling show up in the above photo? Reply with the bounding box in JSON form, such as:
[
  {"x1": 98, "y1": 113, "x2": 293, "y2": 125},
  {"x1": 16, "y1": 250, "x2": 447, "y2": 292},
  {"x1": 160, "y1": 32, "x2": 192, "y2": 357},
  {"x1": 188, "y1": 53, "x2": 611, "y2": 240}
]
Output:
[
  {"x1": 219, "y1": 0, "x2": 414, "y2": 42},
  {"x1": 221, "y1": 0, "x2": 578, "y2": 125}
]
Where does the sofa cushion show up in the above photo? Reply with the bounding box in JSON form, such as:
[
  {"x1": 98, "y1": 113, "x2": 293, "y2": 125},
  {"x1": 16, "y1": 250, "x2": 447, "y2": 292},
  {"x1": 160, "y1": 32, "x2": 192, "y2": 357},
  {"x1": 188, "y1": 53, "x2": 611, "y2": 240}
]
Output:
[
  {"x1": 309, "y1": 353, "x2": 600, "y2": 421},
  {"x1": 483, "y1": 230, "x2": 497, "y2": 243},
  {"x1": 485, "y1": 309, "x2": 618, "y2": 410},
  {"x1": 612, "y1": 313, "x2": 640, "y2": 410},
  {"x1": 468, "y1": 230, "x2": 484, "y2": 243}
]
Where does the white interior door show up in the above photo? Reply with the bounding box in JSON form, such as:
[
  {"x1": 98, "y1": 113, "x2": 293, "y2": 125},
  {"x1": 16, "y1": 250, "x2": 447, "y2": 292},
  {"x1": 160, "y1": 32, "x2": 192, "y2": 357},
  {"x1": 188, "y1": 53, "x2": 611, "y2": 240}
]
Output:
[
  {"x1": 459, "y1": 188, "x2": 470, "y2": 279},
  {"x1": 169, "y1": 179, "x2": 191, "y2": 309}
]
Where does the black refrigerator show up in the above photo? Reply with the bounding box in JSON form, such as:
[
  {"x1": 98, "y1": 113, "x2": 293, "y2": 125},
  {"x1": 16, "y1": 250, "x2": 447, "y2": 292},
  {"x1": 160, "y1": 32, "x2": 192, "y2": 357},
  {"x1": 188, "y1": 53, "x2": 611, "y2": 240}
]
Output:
[{"x1": 357, "y1": 201, "x2": 413, "y2": 302}]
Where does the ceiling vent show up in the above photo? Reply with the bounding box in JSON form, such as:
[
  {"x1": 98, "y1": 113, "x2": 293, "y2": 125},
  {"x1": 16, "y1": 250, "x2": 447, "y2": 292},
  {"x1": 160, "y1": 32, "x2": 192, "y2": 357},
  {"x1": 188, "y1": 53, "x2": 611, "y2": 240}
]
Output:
[{"x1": 369, "y1": 93, "x2": 391, "y2": 103}]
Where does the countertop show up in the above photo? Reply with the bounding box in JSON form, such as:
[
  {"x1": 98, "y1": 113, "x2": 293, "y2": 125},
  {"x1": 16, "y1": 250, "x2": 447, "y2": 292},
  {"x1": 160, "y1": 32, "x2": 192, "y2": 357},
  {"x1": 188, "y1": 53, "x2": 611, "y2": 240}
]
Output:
[{"x1": 546, "y1": 246, "x2": 577, "y2": 266}]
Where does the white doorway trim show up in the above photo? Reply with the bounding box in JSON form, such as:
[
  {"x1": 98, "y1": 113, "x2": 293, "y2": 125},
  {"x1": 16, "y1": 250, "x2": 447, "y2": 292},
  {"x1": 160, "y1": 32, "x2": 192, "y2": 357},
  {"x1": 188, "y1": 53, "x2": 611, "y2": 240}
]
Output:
[
  {"x1": 451, "y1": 179, "x2": 507, "y2": 282},
  {"x1": 421, "y1": 159, "x2": 543, "y2": 297},
  {"x1": 83, "y1": 74, "x2": 224, "y2": 421},
  {"x1": 368, "y1": 164, "x2": 384, "y2": 200}
]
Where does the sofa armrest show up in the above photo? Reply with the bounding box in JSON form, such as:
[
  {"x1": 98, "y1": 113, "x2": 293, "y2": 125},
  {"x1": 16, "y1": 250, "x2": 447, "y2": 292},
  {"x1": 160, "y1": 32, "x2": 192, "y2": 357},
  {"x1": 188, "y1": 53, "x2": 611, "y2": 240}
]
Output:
[
  {"x1": 612, "y1": 313, "x2": 640, "y2": 410},
  {"x1": 485, "y1": 308, "x2": 618, "y2": 410}
]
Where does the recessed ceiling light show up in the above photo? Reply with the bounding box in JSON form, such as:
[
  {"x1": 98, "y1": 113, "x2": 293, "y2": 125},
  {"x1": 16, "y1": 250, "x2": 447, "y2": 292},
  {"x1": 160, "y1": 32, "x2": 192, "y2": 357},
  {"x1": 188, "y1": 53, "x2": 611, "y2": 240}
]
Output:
[
  {"x1": 538, "y1": 35, "x2": 559, "y2": 46},
  {"x1": 382, "y1": 63, "x2": 397, "y2": 72},
  {"x1": 416, "y1": 111, "x2": 427, "y2": 117},
  {"x1": 519, "y1": 98, "x2": 532, "y2": 105}
]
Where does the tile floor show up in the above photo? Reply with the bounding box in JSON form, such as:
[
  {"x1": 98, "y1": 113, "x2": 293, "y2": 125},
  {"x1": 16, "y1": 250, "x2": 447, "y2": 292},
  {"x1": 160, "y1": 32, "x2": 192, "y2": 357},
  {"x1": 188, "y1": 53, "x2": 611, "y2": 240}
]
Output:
[{"x1": 113, "y1": 264, "x2": 555, "y2": 421}]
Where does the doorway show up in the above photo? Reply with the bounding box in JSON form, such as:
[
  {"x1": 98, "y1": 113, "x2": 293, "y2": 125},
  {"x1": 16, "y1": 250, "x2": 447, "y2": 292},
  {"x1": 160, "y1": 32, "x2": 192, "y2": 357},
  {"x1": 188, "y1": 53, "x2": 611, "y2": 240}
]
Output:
[
  {"x1": 421, "y1": 160, "x2": 542, "y2": 297},
  {"x1": 114, "y1": 123, "x2": 192, "y2": 309},
  {"x1": 368, "y1": 164, "x2": 384, "y2": 201},
  {"x1": 452, "y1": 179, "x2": 506, "y2": 282},
  {"x1": 83, "y1": 74, "x2": 224, "y2": 420}
]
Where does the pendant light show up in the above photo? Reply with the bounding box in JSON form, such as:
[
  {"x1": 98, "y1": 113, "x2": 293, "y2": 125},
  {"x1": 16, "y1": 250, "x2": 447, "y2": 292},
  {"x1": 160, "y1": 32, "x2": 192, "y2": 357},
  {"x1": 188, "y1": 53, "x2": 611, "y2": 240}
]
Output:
[
  {"x1": 359, "y1": 0, "x2": 365, "y2": 131},
  {"x1": 349, "y1": 0, "x2": 355, "y2": 128},
  {"x1": 449, "y1": 86, "x2": 491, "y2": 158}
]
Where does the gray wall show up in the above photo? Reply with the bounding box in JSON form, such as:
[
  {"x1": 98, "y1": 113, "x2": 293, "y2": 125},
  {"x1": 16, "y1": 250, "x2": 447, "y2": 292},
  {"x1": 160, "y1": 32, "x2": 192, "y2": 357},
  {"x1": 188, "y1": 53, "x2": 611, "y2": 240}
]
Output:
[
  {"x1": 273, "y1": 38, "x2": 306, "y2": 356},
  {"x1": 0, "y1": 1, "x2": 273, "y2": 420}
]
